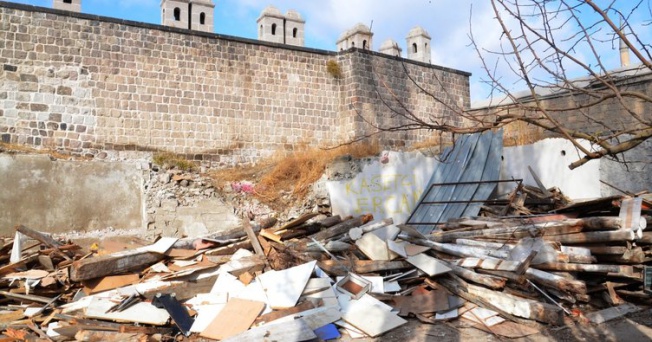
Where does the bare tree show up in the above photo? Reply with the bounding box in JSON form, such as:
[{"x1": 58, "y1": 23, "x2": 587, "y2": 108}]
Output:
[{"x1": 357, "y1": 0, "x2": 652, "y2": 169}]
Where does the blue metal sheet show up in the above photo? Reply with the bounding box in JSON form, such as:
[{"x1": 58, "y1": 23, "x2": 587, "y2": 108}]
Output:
[{"x1": 407, "y1": 130, "x2": 503, "y2": 234}]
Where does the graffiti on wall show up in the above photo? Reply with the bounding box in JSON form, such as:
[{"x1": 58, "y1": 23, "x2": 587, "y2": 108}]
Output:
[{"x1": 327, "y1": 152, "x2": 438, "y2": 224}]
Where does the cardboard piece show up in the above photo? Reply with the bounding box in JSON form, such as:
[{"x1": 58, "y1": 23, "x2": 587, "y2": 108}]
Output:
[{"x1": 199, "y1": 298, "x2": 265, "y2": 340}]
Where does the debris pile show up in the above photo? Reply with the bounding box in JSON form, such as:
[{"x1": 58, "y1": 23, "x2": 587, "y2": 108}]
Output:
[{"x1": 0, "y1": 192, "x2": 650, "y2": 340}]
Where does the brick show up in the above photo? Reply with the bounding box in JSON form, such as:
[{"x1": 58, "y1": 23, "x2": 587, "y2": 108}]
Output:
[
  {"x1": 3, "y1": 64, "x2": 17, "y2": 72},
  {"x1": 56, "y1": 86, "x2": 72, "y2": 95},
  {"x1": 30, "y1": 103, "x2": 48, "y2": 111},
  {"x1": 19, "y1": 74, "x2": 38, "y2": 82}
]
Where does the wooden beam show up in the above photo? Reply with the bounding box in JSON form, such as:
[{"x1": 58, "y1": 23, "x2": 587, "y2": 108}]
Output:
[
  {"x1": 544, "y1": 230, "x2": 636, "y2": 244},
  {"x1": 438, "y1": 277, "x2": 564, "y2": 325},
  {"x1": 70, "y1": 248, "x2": 163, "y2": 282}
]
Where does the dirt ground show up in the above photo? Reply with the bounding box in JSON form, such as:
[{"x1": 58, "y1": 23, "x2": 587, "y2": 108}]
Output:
[{"x1": 338, "y1": 309, "x2": 652, "y2": 342}]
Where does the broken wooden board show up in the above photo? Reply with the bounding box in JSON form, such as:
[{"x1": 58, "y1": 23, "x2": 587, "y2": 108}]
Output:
[
  {"x1": 407, "y1": 253, "x2": 452, "y2": 277},
  {"x1": 222, "y1": 318, "x2": 316, "y2": 342},
  {"x1": 454, "y1": 257, "x2": 522, "y2": 272},
  {"x1": 258, "y1": 261, "x2": 316, "y2": 309},
  {"x1": 393, "y1": 289, "x2": 451, "y2": 316},
  {"x1": 84, "y1": 297, "x2": 170, "y2": 325},
  {"x1": 82, "y1": 274, "x2": 140, "y2": 295},
  {"x1": 70, "y1": 248, "x2": 164, "y2": 282},
  {"x1": 341, "y1": 296, "x2": 407, "y2": 337},
  {"x1": 199, "y1": 298, "x2": 265, "y2": 340},
  {"x1": 584, "y1": 303, "x2": 641, "y2": 324}
]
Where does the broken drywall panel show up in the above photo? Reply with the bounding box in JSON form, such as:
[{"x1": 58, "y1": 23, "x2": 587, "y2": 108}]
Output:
[
  {"x1": 271, "y1": 306, "x2": 342, "y2": 330},
  {"x1": 258, "y1": 261, "x2": 316, "y2": 309},
  {"x1": 501, "y1": 138, "x2": 600, "y2": 199},
  {"x1": 356, "y1": 233, "x2": 397, "y2": 261},
  {"x1": 407, "y1": 254, "x2": 452, "y2": 277},
  {"x1": 190, "y1": 304, "x2": 226, "y2": 333},
  {"x1": 84, "y1": 297, "x2": 170, "y2": 325},
  {"x1": 341, "y1": 295, "x2": 407, "y2": 337},
  {"x1": 327, "y1": 151, "x2": 439, "y2": 224},
  {"x1": 222, "y1": 318, "x2": 316, "y2": 342}
]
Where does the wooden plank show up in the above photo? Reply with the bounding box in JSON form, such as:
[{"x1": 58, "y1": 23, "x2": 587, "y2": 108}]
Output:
[
  {"x1": 585, "y1": 303, "x2": 641, "y2": 324},
  {"x1": 243, "y1": 218, "x2": 266, "y2": 257},
  {"x1": 407, "y1": 253, "x2": 452, "y2": 277},
  {"x1": 307, "y1": 216, "x2": 368, "y2": 242},
  {"x1": 317, "y1": 260, "x2": 410, "y2": 276},
  {"x1": 70, "y1": 248, "x2": 164, "y2": 282},
  {"x1": 454, "y1": 257, "x2": 521, "y2": 272},
  {"x1": 222, "y1": 318, "x2": 316, "y2": 342},
  {"x1": 439, "y1": 277, "x2": 563, "y2": 325},
  {"x1": 82, "y1": 274, "x2": 140, "y2": 295},
  {"x1": 272, "y1": 213, "x2": 321, "y2": 232},
  {"x1": 199, "y1": 298, "x2": 265, "y2": 340},
  {"x1": 341, "y1": 296, "x2": 407, "y2": 337},
  {"x1": 258, "y1": 261, "x2": 316, "y2": 309}
]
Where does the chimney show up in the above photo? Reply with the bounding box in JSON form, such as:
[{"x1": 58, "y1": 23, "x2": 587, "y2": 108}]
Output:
[{"x1": 619, "y1": 19, "x2": 630, "y2": 68}]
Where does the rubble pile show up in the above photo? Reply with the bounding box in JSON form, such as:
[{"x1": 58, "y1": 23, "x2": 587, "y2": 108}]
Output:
[{"x1": 0, "y1": 190, "x2": 649, "y2": 340}]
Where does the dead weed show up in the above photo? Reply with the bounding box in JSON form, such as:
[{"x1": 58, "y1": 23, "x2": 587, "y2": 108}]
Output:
[{"x1": 211, "y1": 141, "x2": 380, "y2": 207}]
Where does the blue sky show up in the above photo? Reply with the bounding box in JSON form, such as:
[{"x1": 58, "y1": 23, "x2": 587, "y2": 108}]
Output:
[{"x1": 6, "y1": 1, "x2": 650, "y2": 103}]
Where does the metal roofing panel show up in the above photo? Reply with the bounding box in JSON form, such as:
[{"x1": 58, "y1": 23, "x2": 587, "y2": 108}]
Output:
[{"x1": 407, "y1": 130, "x2": 503, "y2": 234}]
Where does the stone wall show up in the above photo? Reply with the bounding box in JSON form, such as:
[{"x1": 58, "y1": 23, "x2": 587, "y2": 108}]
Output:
[
  {"x1": 0, "y1": 2, "x2": 470, "y2": 166},
  {"x1": 471, "y1": 71, "x2": 652, "y2": 146}
]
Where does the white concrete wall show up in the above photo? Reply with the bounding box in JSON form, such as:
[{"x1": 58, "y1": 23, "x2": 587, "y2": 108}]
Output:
[
  {"x1": 327, "y1": 151, "x2": 439, "y2": 225},
  {"x1": 327, "y1": 139, "x2": 604, "y2": 225},
  {"x1": 501, "y1": 138, "x2": 601, "y2": 200}
]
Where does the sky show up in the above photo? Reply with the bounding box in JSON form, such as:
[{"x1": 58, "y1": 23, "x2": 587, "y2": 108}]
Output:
[{"x1": 6, "y1": 0, "x2": 651, "y2": 104}]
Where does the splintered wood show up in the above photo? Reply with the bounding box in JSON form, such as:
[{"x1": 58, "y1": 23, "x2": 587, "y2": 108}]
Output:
[{"x1": 0, "y1": 191, "x2": 649, "y2": 341}]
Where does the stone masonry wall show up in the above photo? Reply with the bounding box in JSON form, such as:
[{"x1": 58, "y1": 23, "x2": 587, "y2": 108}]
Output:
[{"x1": 0, "y1": 2, "x2": 471, "y2": 166}]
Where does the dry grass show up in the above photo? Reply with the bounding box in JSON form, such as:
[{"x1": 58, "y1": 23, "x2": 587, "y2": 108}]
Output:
[
  {"x1": 152, "y1": 152, "x2": 196, "y2": 171},
  {"x1": 212, "y1": 141, "x2": 380, "y2": 207},
  {"x1": 0, "y1": 142, "x2": 84, "y2": 160}
]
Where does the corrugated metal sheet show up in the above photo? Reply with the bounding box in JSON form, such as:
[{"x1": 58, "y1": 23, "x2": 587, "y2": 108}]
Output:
[{"x1": 407, "y1": 130, "x2": 503, "y2": 234}]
